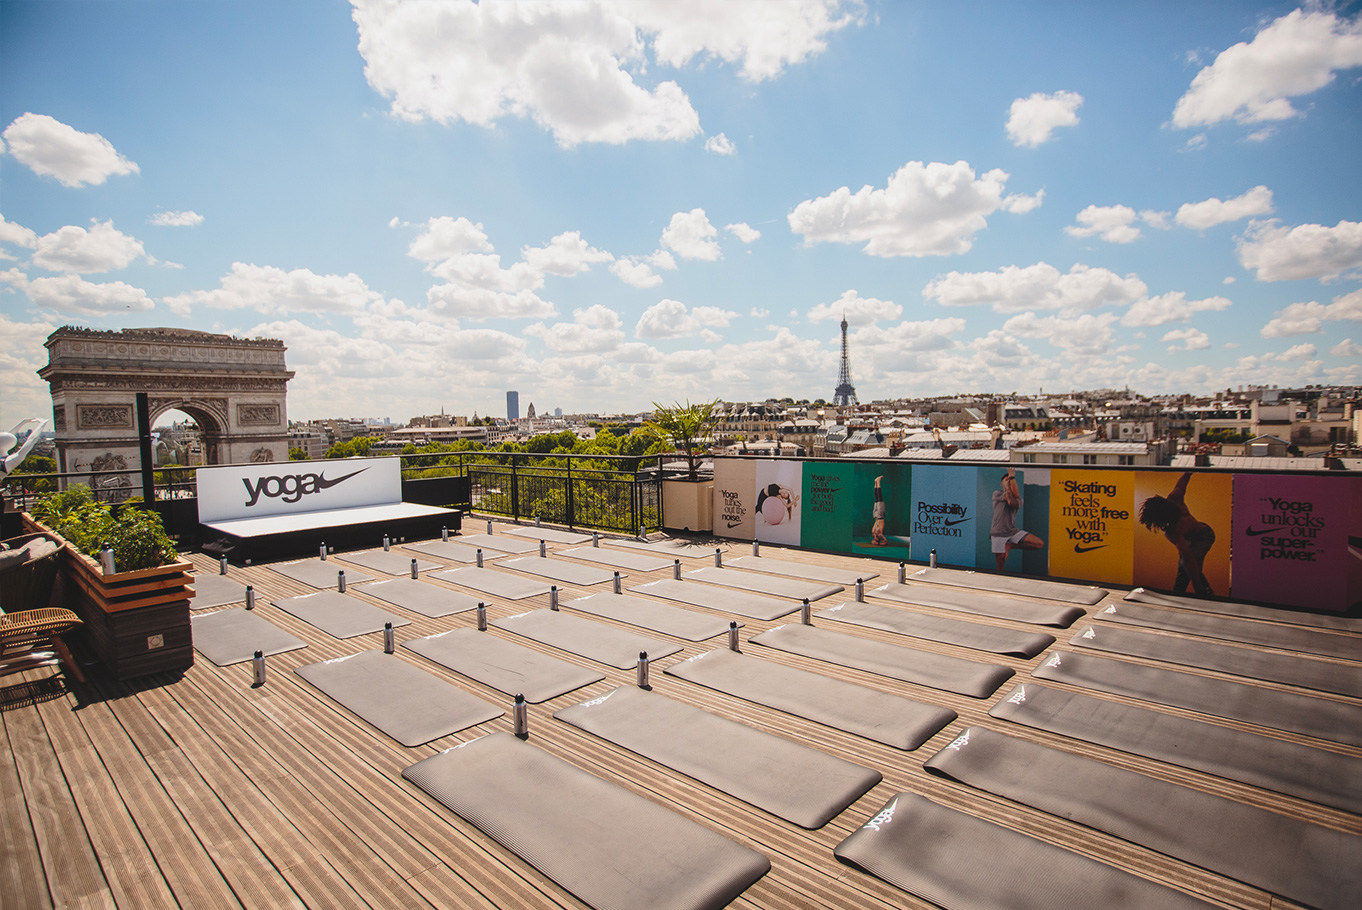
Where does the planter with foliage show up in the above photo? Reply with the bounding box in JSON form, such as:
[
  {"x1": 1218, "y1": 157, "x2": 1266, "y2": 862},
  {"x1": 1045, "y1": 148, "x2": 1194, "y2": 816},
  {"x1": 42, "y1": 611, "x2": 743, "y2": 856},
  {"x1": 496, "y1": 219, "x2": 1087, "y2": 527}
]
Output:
[
  {"x1": 24, "y1": 485, "x2": 194, "y2": 679},
  {"x1": 646, "y1": 400, "x2": 719, "y2": 532}
]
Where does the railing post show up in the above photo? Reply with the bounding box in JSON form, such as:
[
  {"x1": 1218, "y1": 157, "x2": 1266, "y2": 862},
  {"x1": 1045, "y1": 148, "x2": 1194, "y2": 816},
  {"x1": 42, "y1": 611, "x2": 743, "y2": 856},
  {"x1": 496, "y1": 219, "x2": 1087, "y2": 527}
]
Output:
[
  {"x1": 566, "y1": 457, "x2": 575, "y2": 528},
  {"x1": 511, "y1": 458, "x2": 520, "y2": 521}
]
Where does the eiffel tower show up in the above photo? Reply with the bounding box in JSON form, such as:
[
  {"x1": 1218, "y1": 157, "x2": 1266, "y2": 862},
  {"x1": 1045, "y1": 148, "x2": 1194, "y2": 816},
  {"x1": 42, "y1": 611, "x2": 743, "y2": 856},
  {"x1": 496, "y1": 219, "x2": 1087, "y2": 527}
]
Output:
[{"x1": 832, "y1": 314, "x2": 858, "y2": 407}]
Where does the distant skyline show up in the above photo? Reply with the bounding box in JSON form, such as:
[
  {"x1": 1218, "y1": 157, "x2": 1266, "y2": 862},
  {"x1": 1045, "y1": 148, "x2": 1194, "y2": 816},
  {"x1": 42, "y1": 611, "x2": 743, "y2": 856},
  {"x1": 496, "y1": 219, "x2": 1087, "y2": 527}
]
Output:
[{"x1": 2, "y1": 1, "x2": 1360, "y2": 423}]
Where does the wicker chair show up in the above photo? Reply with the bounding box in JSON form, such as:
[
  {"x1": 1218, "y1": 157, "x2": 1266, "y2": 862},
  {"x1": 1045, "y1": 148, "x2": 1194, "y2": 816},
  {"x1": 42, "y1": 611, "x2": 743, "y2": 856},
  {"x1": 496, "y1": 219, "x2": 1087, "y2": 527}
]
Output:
[{"x1": 0, "y1": 533, "x2": 86, "y2": 683}]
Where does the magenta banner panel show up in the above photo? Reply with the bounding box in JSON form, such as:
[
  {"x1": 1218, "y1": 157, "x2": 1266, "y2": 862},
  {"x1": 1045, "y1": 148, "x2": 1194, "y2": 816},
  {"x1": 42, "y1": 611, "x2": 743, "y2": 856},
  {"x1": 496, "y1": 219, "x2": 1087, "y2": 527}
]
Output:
[{"x1": 1230, "y1": 474, "x2": 1352, "y2": 611}]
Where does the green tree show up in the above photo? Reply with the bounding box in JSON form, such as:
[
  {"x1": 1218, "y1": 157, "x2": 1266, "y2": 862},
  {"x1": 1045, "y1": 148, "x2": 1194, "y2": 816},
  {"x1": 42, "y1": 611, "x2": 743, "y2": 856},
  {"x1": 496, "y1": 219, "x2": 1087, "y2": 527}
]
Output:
[
  {"x1": 325, "y1": 436, "x2": 374, "y2": 458},
  {"x1": 288, "y1": 447, "x2": 308, "y2": 460},
  {"x1": 10, "y1": 453, "x2": 57, "y2": 492},
  {"x1": 643, "y1": 399, "x2": 720, "y2": 481}
]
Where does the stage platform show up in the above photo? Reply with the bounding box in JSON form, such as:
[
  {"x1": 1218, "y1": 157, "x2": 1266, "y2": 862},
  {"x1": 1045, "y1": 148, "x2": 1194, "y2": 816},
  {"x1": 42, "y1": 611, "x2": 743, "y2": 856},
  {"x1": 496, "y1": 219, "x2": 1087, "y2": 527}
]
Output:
[{"x1": 201, "y1": 502, "x2": 461, "y2": 563}]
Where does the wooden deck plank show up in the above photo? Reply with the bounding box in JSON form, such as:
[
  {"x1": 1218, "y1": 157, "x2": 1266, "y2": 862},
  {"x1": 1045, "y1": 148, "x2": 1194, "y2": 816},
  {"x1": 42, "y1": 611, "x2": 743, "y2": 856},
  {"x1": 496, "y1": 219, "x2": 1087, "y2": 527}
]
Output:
[{"x1": 0, "y1": 703, "x2": 56, "y2": 910}]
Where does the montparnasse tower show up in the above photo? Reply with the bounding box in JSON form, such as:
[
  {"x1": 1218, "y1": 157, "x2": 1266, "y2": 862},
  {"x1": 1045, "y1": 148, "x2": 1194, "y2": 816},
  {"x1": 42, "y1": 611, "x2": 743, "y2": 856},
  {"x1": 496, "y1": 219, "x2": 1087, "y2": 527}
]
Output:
[{"x1": 832, "y1": 314, "x2": 858, "y2": 407}]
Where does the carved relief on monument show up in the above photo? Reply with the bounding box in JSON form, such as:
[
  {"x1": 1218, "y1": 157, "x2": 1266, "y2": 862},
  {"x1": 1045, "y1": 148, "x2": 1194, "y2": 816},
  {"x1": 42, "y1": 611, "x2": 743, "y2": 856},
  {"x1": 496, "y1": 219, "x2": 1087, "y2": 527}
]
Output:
[
  {"x1": 249, "y1": 447, "x2": 275, "y2": 463},
  {"x1": 237, "y1": 403, "x2": 281, "y2": 427},
  {"x1": 77, "y1": 404, "x2": 133, "y2": 429},
  {"x1": 52, "y1": 408, "x2": 66, "y2": 431}
]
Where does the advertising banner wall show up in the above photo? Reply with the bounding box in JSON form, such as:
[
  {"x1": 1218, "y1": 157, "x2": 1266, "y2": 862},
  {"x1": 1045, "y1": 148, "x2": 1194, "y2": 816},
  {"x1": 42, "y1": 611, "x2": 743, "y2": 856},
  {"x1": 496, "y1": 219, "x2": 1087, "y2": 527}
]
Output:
[
  {"x1": 754, "y1": 460, "x2": 803, "y2": 545},
  {"x1": 910, "y1": 465, "x2": 981, "y2": 567},
  {"x1": 197, "y1": 457, "x2": 399, "y2": 523},
  {"x1": 1048, "y1": 469, "x2": 1135, "y2": 585},
  {"x1": 975, "y1": 467, "x2": 1049, "y2": 574},
  {"x1": 1230, "y1": 474, "x2": 1352, "y2": 611},
  {"x1": 1132, "y1": 471, "x2": 1232, "y2": 596},
  {"x1": 852, "y1": 463, "x2": 913, "y2": 560},
  {"x1": 800, "y1": 462, "x2": 855, "y2": 553},
  {"x1": 711, "y1": 459, "x2": 756, "y2": 539}
]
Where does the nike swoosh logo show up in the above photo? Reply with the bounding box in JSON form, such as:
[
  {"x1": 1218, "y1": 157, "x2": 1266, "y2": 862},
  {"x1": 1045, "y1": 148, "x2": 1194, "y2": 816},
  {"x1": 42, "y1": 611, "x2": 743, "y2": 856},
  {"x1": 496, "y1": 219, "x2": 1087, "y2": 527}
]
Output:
[
  {"x1": 727, "y1": 521, "x2": 742, "y2": 528},
  {"x1": 1244, "y1": 527, "x2": 1272, "y2": 536},
  {"x1": 1074, "y1": 544, "x2": 1107, "y2": 553},
  {"x1": 826, "y1": 487, "x2": 841, "y2": 494},
  {"x1": 943, "y1": 517, "x2": 971, "y2": 526},
  {"x1": 317, "y1": 468, "x2": 367, "y2": 489}
]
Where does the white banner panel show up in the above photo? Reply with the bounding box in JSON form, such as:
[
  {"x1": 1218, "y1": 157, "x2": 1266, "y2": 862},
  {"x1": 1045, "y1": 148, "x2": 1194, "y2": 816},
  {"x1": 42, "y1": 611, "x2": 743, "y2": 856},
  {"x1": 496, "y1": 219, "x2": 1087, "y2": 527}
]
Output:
[
  {"x1": 197, "y1": 457, "x2": 400, "y2": 522},
  {"x1": 712, "y1": 458, "x2": 756, "y2": 539},
  {"x1": 755, "y1": 460, "x2": 803, "y2": 545}
]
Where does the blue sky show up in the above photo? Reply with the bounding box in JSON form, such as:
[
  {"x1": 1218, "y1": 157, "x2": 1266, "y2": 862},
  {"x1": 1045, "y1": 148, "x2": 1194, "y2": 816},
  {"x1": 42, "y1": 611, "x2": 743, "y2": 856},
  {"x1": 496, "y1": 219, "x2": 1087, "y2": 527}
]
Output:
[{"x1": 2, "y1": 1, "x2": 1361, "y2": 423}]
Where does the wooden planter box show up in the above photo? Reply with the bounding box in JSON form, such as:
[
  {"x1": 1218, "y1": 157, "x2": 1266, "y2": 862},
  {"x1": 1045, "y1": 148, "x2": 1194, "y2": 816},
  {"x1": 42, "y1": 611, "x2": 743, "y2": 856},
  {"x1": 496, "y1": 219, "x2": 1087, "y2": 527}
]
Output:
[{"x1": 22, "y1": 514, "x2": 195, "y2": 680}]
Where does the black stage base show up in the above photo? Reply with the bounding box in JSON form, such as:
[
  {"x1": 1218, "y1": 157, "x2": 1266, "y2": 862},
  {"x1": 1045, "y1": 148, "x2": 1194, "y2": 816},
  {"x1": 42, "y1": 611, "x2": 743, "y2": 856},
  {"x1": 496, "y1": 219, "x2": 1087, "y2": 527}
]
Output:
[{"x1": 201, "y1": 509, "x2": 462, "y2": 565}]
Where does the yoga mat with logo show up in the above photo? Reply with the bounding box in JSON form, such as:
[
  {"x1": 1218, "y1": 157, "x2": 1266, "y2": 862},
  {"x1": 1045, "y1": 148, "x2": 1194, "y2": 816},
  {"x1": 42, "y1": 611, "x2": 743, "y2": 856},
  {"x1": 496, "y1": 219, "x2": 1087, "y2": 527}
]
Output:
[
  {"x1": 923, "y1": 726, "x2": 1361, "y2": 910},
  {"x1": 989, "y1": 683, "x2": 1362, "y2": 815},
  {"x1": 751, "y1": 623, "x2": 1013, "y2": 698},
  {"x1": 909, "y1": 566, "x2": 1107, "y2": 605},
  {"x1": 493, "y1": 609, "x2": 681, "y2": 669},
  {"x1": 1070, "y1": 624, "x2": 1362, "y2": 698},
  {"x1": 191, "y1": 608, "x2": 306, "y2": 666},
  {"x1": 632, "y1": 578, "x2": 799, "y2": 621},
  {"x1": 295, "y1": 650, "x2": 501, "y2": 746},
  {"x1": 404, "y1": 733, "x2": 770, "y2": 910},
  {"x1": 1034, "y1": 650, "x2": 1362, "y2": 747},
  {"x1": 568, "y1": 593, "x2": 734, "y2": 641},
  {"x1": 834, "y1": 792, "x2": 1216, "y2": 910},
  {"x1": 404, "y1": 627, "x2": 603, "y2": 703},
  {"x1": 1125, "y1": 587, "x2": 1362, "y2": 632},
  {"x1": 272, "y1": 590, "x2": 409, "y2": 639},
  {"x1": 498, "y1": 556, "x2": 617, "y2": 587},
  {"x1": 728, "y1": 555, "x2": 879, "y2": 586},
  {"x1": 816, "y1": 601, "x2": 1054, "y2": 658},
  {"x1": 431, "y1": 566, "x2": 551, "y2": 600},
  {"x1": 271, "y1": 559, "x2": 375, "y2": 589},
  {"x1": 875, "y1": 582, "x2": 1086, "y2": 628},
  {"x1": 1095, "y1": 601, "x2": 1362, "y2": 660},
  {"x1": 555, "y1": 686, "x2": 881, "y2": 829},
  {"x1": 664, "y1": 650, "x2": 955, "y2": 750},
  {"x1": 683, "y1": 565, "x2": 842, "y2": 601},
  {"x1": 189, "y1": 572, "x2": 248, "y2": 609}
]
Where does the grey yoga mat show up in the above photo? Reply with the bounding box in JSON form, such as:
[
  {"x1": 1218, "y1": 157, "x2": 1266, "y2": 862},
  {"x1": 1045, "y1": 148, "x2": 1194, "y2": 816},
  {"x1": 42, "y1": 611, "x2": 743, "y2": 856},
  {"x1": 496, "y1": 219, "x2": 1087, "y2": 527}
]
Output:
[
  {"x1": 728, "y1": 555, "x2": 879, "y2": 585},
  {"x1": 336, "y1": 549, "x2": 441, "y2": 576},
  {"x1": 554, "y1": 686, "x2": 881, "y2": 829},
  {"x1": 502, "y1": 526, "x2": 593, "y2": 545},
  {"x1": 190, "y1": 572, "x2": 248, "y2": 609},
  {"x1": 568, "y1": 593, "x2": 735, "y2": 641},
  {"x1": 493, "y1": 609, "x2": 681, "y2": 669},
  {"x1": 404, "y1": 627, "x2": 603, "y2": 703},
  {"x1": 989, "y1": 682, "x2": 1362, "y2": 815},
  {"x1": 909, "y1": 566, "x2": 1107, "y2": 605},
  {"x1": 453, "y1": 533, "x2": 539, "y2": 554},
  {"x1": 683, "y1": 565, "x2": 843, "y2": 601},
  {"x1": 358, "y1": 577, "x2": 481, "y2": 618},
  {"x1": 557, "y1": 546, "x2": 674, "y2": 572},
  {"x1": 497, "y1": 555, "x2": 617, "y2": 586},
  {"x1": 431, "y1": 566, "x2": 551, "y2": 600},
  {"x1": 834, "y1": 792, "x2": 1216, "y2": 910},
  {"x1": 191, "y1": 608, "x2": 306, "y2": 666},
  {"x1": 611, "y1": 537, "x2": 714, "y2": 558},
  {"x1": 1095, "y1": 601, "x2": 1362, "y2": 660},
  {"x1": 270, "y1": 559, "x2": 375, "y2": 589},
  {"x1": 1034, "y1": 649, "x2": 1362, "y2": 747},
  {"x1": 664, "y1": 649, "x2": 955, "y2": 750},
  {"x1": 404, "y1": 540, "x2": 484, "y2": 562},
  {"x1": 1070, "y1": 623, "x2": 1362, "y2": 698},
  {"x1": 403, "y1": 733, "x2": 770, "y2": 910},
  {"x1": 1126, "y1": 586, "x2": 1362, "y2": 632},
  {"x1": 923, "y1": 726, "x2": 1362, "y2": 910},
  {"x1": 750, "y1": 623, "x2": 1013, "y2": 698},
  {"x1": 295, "y1": 650, "x2": 501, "y2": 746},
  {"x1": 271, "y1": 590, "x2": 410, "y2": 639},
  {"x1": 817, "y1": 601, "x2": 1054, "y2": 658},
  {"x1": 876, "y1": 581, "x2": 1086, "y2": 628},
  {"x1": 631, "y1": 578, "x2": 800, "y2": 621}
]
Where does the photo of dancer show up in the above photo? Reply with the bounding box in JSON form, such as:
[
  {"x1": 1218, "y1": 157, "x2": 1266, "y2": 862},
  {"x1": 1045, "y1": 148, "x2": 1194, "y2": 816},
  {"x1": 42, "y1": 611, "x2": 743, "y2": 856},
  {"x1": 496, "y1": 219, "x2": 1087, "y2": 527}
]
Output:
[
  {"x1": 992, "y1": 468, "x2": 1044, "y2": 570},
  {"x1": 1138, "y1": 472, "x2": 1216, "y2": 596},
  {"x1": 756, "y1": 483, "x2": 797, "y2": 526},
  {"x1": 869, "y1": 475, "x2": 887, "y2": 545}
]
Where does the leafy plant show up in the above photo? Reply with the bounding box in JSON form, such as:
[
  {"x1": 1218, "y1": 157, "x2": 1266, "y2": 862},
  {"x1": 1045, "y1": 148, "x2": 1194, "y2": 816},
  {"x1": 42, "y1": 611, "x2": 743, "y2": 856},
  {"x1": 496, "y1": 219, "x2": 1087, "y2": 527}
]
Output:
[
  {"x1": 643, "y1": 399, "x2": 720, "y2": 481},
  {"x1": 31, "y1": 484, "x2": 179, "y2": 572}
]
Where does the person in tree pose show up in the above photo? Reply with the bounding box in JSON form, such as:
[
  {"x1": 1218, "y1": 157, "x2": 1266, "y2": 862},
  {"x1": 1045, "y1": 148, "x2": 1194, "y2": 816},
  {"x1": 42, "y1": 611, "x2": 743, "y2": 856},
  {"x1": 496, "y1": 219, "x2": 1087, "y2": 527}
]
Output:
[
  {"x1": 991, "y1": 468, "x2": 1044, "y2": 570},
  {"x1": 1138, "y1": 471, "x2": 1216, "y2": 596}
]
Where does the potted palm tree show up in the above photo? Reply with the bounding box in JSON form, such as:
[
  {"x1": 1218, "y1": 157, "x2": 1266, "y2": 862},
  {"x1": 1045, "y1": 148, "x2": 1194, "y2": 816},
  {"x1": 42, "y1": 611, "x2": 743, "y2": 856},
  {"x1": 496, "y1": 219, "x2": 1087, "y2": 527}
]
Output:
[{"x1": 644, "y1": 400, "x2": 719, "y2": 532}]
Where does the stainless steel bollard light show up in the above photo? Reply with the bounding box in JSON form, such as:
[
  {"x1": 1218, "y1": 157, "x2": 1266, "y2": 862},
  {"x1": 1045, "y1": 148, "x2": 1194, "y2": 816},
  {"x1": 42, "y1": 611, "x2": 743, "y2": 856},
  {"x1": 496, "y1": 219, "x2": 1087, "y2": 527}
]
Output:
[
  {"x1": 728, "y1": 621, "x2": 740, "y2": 652},
  {"x1": 897, "y1": 561, "x2": 906, "y2": 584},
  {"x1": 320, "y1": 543, "x2": 327, "y2": 561},
  {"x1": 673, "y1": 559, "x2": 682, "y2": 580},
  {"x1": 549, "y1": 586, "x2": 559, "y2": 610},
  {"x1": 219, "y1": 556, "x2": 228, "y2": 575},
  {"x1": 929, "y1": 548, "x2": 938, "y2": 568},
  {"x1": 486, "y1": 519, "x2": 493, "y2": 534},
  {"x1": 442, "y1": 526, "x2": 449, "y2": 542},
  {"x1": 410, "y1": 558, "x2": 419, "y2": 579},
  {"x1": 593, "y1": 531, "x2": 600, "y2": 548},
  {"x1": 477, "y1": 602, "x2": 487, "y2": 631},
  {"x1": 476, "y1": 548, "x2": 484, "y2": 567},
  {"x1": 512, "y1": 693, "x2": 528, "y2": 738},
  {"x1": 245, "y1": 585, "x2": 256, "y2": 610},
  {"x1": 636, "y1": 651, "x2": 650, "y2": 689},
  {"x1": 714, "y1": 548, "x2": 722, "y2": 568},
  {"x1": 752, "y1": 540, "x2": 760, "y2": 556},
  {"x1": 539, "y1": 539, "x2": 547, "y2": 557},
  {"x1": 252, "y1": 650, "x2": 266, "y2": 687},
  {"x1": 535, "y1": 515, "x2": 541, "y2": 528},
  {"x1": 801, "y1": 598, "x2": 811, "y2": 625},
  {"x1": 855, "y1": 578, "x2": 864, "y2": 602},
  {"x1": 383, "y1": 535, "x2": 391, "y2": 551},
  {"x1": 337, "y1": 570, "x2": 347, "y2": 593},
  {"x1": 384, "y1": 622, "x2": 395, "y2": 654},
  {"x1": 613, "y1": 571, "x2": 622, "y2": 594}
]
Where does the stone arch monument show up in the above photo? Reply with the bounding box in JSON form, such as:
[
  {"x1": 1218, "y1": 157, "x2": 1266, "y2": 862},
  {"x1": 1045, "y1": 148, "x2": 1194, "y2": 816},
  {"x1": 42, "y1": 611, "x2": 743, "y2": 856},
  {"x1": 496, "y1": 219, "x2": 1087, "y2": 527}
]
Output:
[{"x1": 39, "y1": 327, "x2": 294, "y2": 497}]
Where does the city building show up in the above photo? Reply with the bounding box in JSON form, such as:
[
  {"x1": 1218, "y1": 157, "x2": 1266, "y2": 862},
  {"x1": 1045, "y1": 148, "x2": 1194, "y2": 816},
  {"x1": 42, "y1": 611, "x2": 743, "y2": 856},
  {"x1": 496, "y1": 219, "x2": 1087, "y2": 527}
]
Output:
[{"x1": 506, "y1": 390, "x2": 520, "y2": 421}]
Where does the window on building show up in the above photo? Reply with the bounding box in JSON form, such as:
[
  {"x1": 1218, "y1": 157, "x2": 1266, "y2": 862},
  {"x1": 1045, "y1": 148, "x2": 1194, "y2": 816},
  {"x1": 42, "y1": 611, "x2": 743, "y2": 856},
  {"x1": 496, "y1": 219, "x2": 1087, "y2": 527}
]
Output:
[
  {"x1": 1118, "y1": 455, "x2": 1134, "y2": 465},
  {"x1": 1022, "y1": 453, "x2": 1036, "y2": 464},
  {"x1": 1083, "y1": 454, "x2": 1097, "y2": 465},
  {"x1": 1054, "y1": 454, "x2": 1068, "y2": 464}
]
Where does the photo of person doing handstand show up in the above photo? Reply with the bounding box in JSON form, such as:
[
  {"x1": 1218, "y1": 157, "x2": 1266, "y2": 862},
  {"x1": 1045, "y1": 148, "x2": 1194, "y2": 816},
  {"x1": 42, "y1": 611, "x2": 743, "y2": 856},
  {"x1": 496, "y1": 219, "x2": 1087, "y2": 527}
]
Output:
[
  {"x1": 1138, "y1": 471, "x2": 1216, "y2": 596},
  {"x1": 991, "y1": 468, "x2": 1044, "y2": 570},
  {"x1": 869, "y1": 475, "x2": 887, "y2": 545},
  {"x1": 756, "y1": 483, "x2": 798, "y2": 526}
]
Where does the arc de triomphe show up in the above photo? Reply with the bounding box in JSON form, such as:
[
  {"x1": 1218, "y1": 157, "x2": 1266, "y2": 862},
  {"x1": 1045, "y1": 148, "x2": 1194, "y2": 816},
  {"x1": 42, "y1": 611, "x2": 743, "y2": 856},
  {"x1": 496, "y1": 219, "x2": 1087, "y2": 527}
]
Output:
[{"x1": 39, "y1": 327, "x2": 294, "y2": 496}]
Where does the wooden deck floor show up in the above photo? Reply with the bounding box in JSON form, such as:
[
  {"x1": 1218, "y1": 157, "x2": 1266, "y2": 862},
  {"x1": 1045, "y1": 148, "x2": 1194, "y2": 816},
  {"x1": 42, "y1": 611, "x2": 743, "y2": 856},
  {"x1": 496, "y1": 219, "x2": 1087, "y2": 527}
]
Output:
[{"x1": 4, "y1": 519, "x2": 1359, "y2": 910}]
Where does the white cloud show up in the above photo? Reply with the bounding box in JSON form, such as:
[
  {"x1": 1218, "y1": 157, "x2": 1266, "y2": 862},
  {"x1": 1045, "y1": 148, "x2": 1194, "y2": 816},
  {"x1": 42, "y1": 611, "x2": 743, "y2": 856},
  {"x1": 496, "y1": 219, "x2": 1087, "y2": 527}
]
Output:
[
  {"x1": 162, "y1": 262, "x2": 384, "y2": 317},
  {"x1": 750, "y1": 307, "x2": 769, "y2": 318},
  {"x1": 149, "y1": 210, "x2": 204, "y2": 227},
  {"x1": 427, "y1": 284, "x2": 555, "y2": 320},
  {"x1": 705, "y1": 133, "x2": 736, "y2": 155},
  {"x1": 31, "y1": 220, "x2": 146, "y2": 274},
  {"x1": 0, "y1": 214, "x2": 38, "y2": 250},
  {"x1": 1161, "y1": 327, "x2": 1211, "y2": 351},
  {"x1": 610, "y1": 257, "x2": 665, "y2": 288},
  {"x1": 1236, "y1": 218, "x2": 1362, "y2": 281},
  {"x1": 789, "y1": 159, "x2": 1035, "y2": 257},
  {"x1": 1065, "y1": 205, "x2": 1141, "y2": 244},
  {"x1": 0, "y1": 312, "x2": 59, "y2": 418},
  {"x1": 660, "y1": 208, "x2": 721, "y2": 261},
  {"x1": 520, "y1": 230, "x2": 613, "y2": 276},
  {"x1": 1175, "y1": 185, "x2": 1274, "y2": 229},
  {"x1": 408, "y1": 216, "x2": 495, "y2": 262},
  {"x1": 1277, "y1": 341, "x2": 1317, "y2": 360},
  {"x1": 22, "y1": 274, "x2": 154, "y2": 316},
  {"x1": 1183, "y1": 133, "x2": 1208, "y2": 151},
  {"x1": 1330, "y1": 338, "x2": 1362, "y2": 357},
  {"x1": 1, "y1": 113, "x2": 139, "y2": 187},
  {"x1": 525, "y1": 304, "x2": 625, "y2": 353},
  {"x1": 850, "y1": 318, "x2": 968, "y2": 372},
  {"x1": 635, "y1": 298, "x2": 737, "y2": 338},
  {"x1": 1000, "y1": 189, "x2": 1045, "y2": 214},
  {"x1": 1003, "y1": 311, "x2": 1119, "y2": 357},
  {"x1": 1172, "y1": 9, "x2": 1362, "y2": 129},
  {"x1": 807, "y1": 289, "x2": 901, "y2": 325},
  {"x1": 1005, "y1": 90, "x2": 1082, "y2": 147},
  {"x1": 1261, "y1": 289, "x2": 1362, "y2": 337},
  {"x1": 923, "y1": 261, "x2": 1147, "y2": 314},
  {"x1": 725, "y1": 222, "x2": 760, "y2": 243},
  {"x1": 1120, "y1": 292, "x2": 1232, "y2": 327}
]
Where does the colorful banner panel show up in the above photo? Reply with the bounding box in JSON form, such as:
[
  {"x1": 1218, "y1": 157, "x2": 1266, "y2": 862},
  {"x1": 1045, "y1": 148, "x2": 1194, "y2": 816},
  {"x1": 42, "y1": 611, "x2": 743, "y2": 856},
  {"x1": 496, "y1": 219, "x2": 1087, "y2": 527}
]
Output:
[
  {"x1": 1230, "y1": 474, "x2": 1352, "y2": 611},
  {"x1": 974, "y1": 467, "x2": 1049, "y2": 574},
  {"x1": 801, "y1": 462, "x2": 855, "y2": 553},
  {"x1": 712, "y1": 458, "x2": 756, "y2": 539},
  {"x1": 754, "y1": 460, "x2": 804, "y2": 545},
  {"x1": 910, "y1": 465, "x2": 982, "y2": 568},
  {"x1": 1131, "y1": 471, "x2": 1232, "y2": 597},
  {"x1": 853, "y1": 463, "x2": 913, "y2": 561},
  {"x1": 1048, "y1": 470, "x2": 1135, "y2": 585}
]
